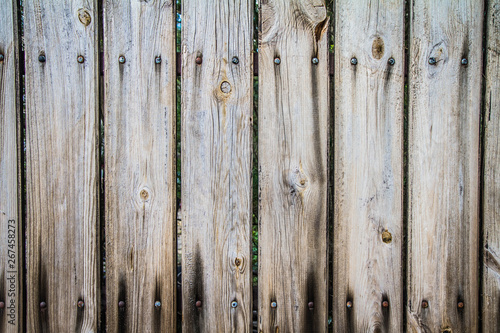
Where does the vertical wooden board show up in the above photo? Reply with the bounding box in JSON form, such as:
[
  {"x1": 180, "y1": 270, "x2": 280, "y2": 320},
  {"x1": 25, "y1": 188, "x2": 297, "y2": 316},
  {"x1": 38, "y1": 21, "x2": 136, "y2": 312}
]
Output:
[
  {"x1": 0, "y1": 1, "x2": 22, "y2": 332},
  {"x1": 181, "y1": 0, "x2": 253, "y2": 331},
  {"x1": 258, "y1": 1, "x2": 329, "y2": 331},
  {"x1": 103, "y1": 1, "x2": 177, "y2": 331},
  {"x1": 24, "y1": 1, "x2": 99, "y2": 331},
  {"x1": 407, "y1": 1, "x2": 482, "y2": 331},
  {"x1": 483, "y1": 1, "x2": 500, "y2": 331},
  {"x1": 333, "y1": 0, "x2": 404, "y2": 331}
]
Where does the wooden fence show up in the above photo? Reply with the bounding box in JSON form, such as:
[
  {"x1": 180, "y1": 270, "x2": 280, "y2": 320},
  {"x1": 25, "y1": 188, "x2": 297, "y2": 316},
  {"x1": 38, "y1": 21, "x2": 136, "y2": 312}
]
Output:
[{"x1": 1, "y1": 0, "x2": 499, "y2": 332}]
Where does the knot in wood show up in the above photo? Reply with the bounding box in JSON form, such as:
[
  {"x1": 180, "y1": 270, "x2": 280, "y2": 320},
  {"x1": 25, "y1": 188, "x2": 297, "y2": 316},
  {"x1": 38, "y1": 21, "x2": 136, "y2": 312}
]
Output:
[
  {"x1": 234, "y1": 257, "x2": 242, "y2": 267},
  {"x1": 140, "y1": 189, "x2": 149, "y2": 200},
  {"x1": 382, "y1": 230, "x2": 392, "y2": 244},
  {"x1": 77, "y1": 8, "x2": 92, "y2": 26},
  {"x1": 220, "y1": 81, "x2": 231, "y2": 94},
  {"x1": 372, "y1": 37, "x2": 385, "y2": 60}
]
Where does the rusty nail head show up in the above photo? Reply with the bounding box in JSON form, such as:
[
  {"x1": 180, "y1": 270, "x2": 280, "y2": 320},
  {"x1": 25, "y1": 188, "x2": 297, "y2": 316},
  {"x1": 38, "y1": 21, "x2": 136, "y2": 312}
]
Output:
[
  {"x1": 458, "y1": 301, "x2": 464, "y2": 309},
  {"x1": 39, "y1": 54, "x2": 46, "y2": 63},
  {"x1": 382, "y1": 300, "x2": 389, "y2": 308},
  {"x1": 196, "y1": 300, "x2": 202, "y2": 308},
  {"x1": 271, "y1": 301, "x2": 277, "y2": 308},
  {"x1": 461, "y1": 58, "x2": 468, "y2": 66},
  {"x1": 274, "y1": 57, "x2": 281, "y2": 65},
  {"x1": 155, "y1": 301, "x2": 161, "y2": 308},
  {"x1": 118, "y1": 301, "x2": 125, "y2": 308},
  {"x1": 422, "y1": 300, "x2": 429, "y2": 308},
  {"x1": 196, "y1": 56, "x2": 202, "y2": 65},
  {"x1": 428, "y1": 57, "x2": 437, "y2": 65},
  {"x1": 118, "y1": 56, "x2": 126, "y2": 64},
  {"x1": 232, "y1": 57, "x2": 239, "y2": 64},
  {"x1": 155, "y1": 56, "x2": 161, "y2": 64},
  {"x1": 77, "y1": 55, "x2": 84, "y2": 63},
  {"x1": 312, "y1": 57, "x2": 319, "y2": 65},
  {"x1": 0, "y1": 54, "x2": 4, "y2": 62},
  {"x1": 350, "y1": 57, "x2": 357, "y2": 65},
  {"x1": 388, "y1": 57, "x2": 395, "y2": 66},
  {"x1": 231, "y1": 301, "x2": 238, "y2": 308},
  {"x1": 346, "y1": 300, "x2": 353, "y2": 308},
  {"x1": 77, "y1": 300, "x2": 85, "y2": 308},
  {"x1": 40, "y1": 301, "x2": 47, "y2": 309},
  {"x1": 0, "y1": 301, "x2": 5, "y2": 308},
  {"x1": 308, "y1": 302, "x2": 314, "y2": 309}
]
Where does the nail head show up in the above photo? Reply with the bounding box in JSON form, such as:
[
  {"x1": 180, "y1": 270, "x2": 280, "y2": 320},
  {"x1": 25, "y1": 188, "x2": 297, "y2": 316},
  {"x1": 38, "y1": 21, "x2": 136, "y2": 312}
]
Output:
[
  {"x1": 77, "y1": 300, "x2": 85, "y2": 308},
  {"x1": 155, "y1": 56, "x2": 161, "y2": 64},
  {"x1": 77, "y1": 55, "x2": 85, "y2": 63},
  {"x1": 274, "y1": 57, "x2": 281, "y2": 65},
  {"x1": 232, "y1": 56, "x2": 239, "y2": 64},
  {"x1": 40, "y1": 301, "x2": 47, "y2": 309},
  {"x1": 350, "y1": 57, "x2": 357, "y2": 65},
  {"x1": 0, "y1": 301, "x2": 5, "y2": 309},
  {"x1": 346, "y1": 300, "x2": 353, "y2": 308},
  {"x1": 461, "y1": 58, "x2": 468, "y2": 66},
  {"x1": 271, "y1": 301, "x2": 277, "y2": 308},
  {"x1": 155, "y1": 301, "x2": 161, "y2": 308},
  {"x1": 458, "y1": 301, "x2": 464, "y2": 309},
  {"x1": 388, "y1": 57, "x2": 395, "y2": 66},
  {"x1": 195, "y1": 56, "x2": 202, "y2": 65},
  {"x1": 118, "y1": 301, "x2": 125, "y2": 308},
  {"x1": 195, "y1": 300, "x2": 202, "y2": 308},
  {"x1": 422, "y1": 300, "x2": 429, "y2": 308},
  {"x1": 231, "y1": 301, "x2": 238, "y2": 308},
  {"x1": 428, "y1": 57, "x2": 436, "y2": 65},
  {"x1": 118, "y1": 56, "x2": 126, "y2": 64},
  {"x1": 308, "y1": 301, "x2": 314, "y2": 309},
  {"x1": 312, "y1": 57, "x2": 319, "y2": 65},
  {"x1": 0, "y1": 54, "x2": 4, "y2": 62},
  {"x1": 382, "y1": 300, "x2": 389, "y2": 308},
  {"x1": 39, "y1": 54, "x2": 46, "y2": 63}
]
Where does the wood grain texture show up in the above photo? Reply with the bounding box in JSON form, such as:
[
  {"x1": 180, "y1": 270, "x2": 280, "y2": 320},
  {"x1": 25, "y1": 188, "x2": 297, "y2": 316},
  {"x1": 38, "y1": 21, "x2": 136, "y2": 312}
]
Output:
[
  {"x1": 333, "y1": 0, "x2": 404, "y2": 331},
  {"x1": 103, "y1": 1, "x2": 177, "y2": 331},
  {"x1": 483, "y1": 1, "x2": 500, "y2": 331},
  {"x1": 181, "y1": 0, "x2": 253, "y2": 331},
  {"x1": 24, "y1": 1, "x2": 100, "y2": 331},
  {"x1": 258, "y1": 1, "x2": 329, "y2": 331},
  {"x1": 0, "y1": 1, "x2": 22, "y2": 332},
  {"x1": 407, "y1": 1, "x2": 482, "y2": 331}
]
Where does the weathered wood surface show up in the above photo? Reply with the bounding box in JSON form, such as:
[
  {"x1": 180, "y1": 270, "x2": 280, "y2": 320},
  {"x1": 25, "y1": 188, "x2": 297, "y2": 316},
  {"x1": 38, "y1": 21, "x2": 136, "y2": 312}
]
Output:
[
  {"x1": 258, "y1": 0, "x2": 329, "y2": 331},
  {"x1": 333, "y1": 0, "x2": 404, "y2": 331},
  {"x1": 24, "y1": 1, "x2": 100, "y2": 331},
  {"x1": 483, "y1": 1, "x2": 500, "y2": 331},
  {"x1": 181, "y1": 0, "x2": 253, "y2": 331},
  {"x1": 407, "y1": 1, "x2": 482, "y2": 331},
  {"x1": 0, "y1": 1, "x2": 22, "y2": 332},
  {"x1": 104, "y1": 1, "x2": 177, "y2": 331}
]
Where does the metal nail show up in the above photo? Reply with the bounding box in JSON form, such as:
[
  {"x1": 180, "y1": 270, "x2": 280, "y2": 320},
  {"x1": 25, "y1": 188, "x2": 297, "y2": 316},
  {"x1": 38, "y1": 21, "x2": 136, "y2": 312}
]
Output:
[
  {"x1": 422, "y1": 300, "x2": 429, "y2": 308},
  {"x1": 271, "y1": 301, "x2": 277, "y2": 308},
  {"x1": 231, "y1": 301, "x2": 238, "y2": 308},
  {"x1": 312, "y1": 57, "x2": 319, "y2": 65},
  {"x1": 388, "y1": 57, "x2": 395, "y2": 66},
  {"x1": 346, "y1": 300, "x2": 353, "y2": 308},
  {"x1": 155, "y1": 301, "x2": 161, "y2": 308},
  {"x1": 232, "y1": 57, "x2": 239, "y2": 64},
  {"x1": 39, "y1": 54, "x2": 46, "y2": 63},
  {"x1": 155, "y1": 56, "x2": 162, "y2": 64},
  {"x1": 118, "y1": 301, "x2": 125, "y2": 308},
  {"x1": 458, "y1": 301, "x2": 464, "y2": 309},
  {"x1": 428, "y1": 57, "x2": 436, "y2": 65},
  {"x1": 195, "y1": 56, "x2": 202, "y2": 65},
  {"x1": 274, "y1": 57, "x2": 281, "y2": 65},
  {"x1": 0, "y1": 54, "x2": 4, "y2": 62},
  {"x1": 118, "y1": 56, "x2": 126, "y2": 64},
  {"x1": 0, "y1": 301, "x2": 5, "y2": 309},
  {"x1": 196, "y1": 300, "x2": 202, "y2": 308},
  {"x1": 461, "y1": 58, "x2": 468, "y2": 66},
  {"x1": 77, "y1": 55, "x2": 85, "y2": 64},
  {"x1": 350, "y1": 57, "x2": 357, "y2": 65},
  {"x1": 40, "y1": 301, "x2": 47, "y2": 309},
  {"x1": 382, "y1": 300, "x2": 389, "y2": 308},
  {"x1": 308, "y1": 302, "x2": 314, "y2": 309},
  {"x1": 77, "y1": 300, "x2": 85, "y2": 308}
]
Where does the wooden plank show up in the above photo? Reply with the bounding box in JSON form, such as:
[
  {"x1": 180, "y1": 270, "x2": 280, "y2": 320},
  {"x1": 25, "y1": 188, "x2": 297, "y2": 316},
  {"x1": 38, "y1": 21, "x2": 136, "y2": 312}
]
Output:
[
  {"x1": 407, "y1": 1, "x2": 482, "y2": 331},
  {"x1": 181, "y1": 0, "x2": 253, "y2": 331},
  {"x1": 24, "y1": 1, "x2": 100, "y2": 331},
  {"x1": 0, "y1": 1, "x2": 22, "y2": 332},
  {"x1": 258, "y1": 1, "x2": 330, "y2": 331},
  {"x1": 333, "y1": 0, "x2": 404, "y2": 331},
  {"x1": 483, "y1": 0, "x2": 500, "y2": 331},
  {"x1": 103, "y1": 1, "x2": 177, "y2": 331}
]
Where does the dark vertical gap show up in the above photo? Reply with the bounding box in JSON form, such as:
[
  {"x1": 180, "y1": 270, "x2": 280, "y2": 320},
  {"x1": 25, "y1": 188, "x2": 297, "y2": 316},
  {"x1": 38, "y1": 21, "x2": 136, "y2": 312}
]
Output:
[
  {"x1": 98, "y1": 0, "x2": 105, "y2": 330},
  {"x1": 403, "y1": 0, "x2": 410, "y2": 331},
  {"x1": 478, "y1": 1, "x2": 489, "y2": 332},
  {"x1": 252, "y1": 2, "x2": 259, "y2": 332},
  {"x1": 16, "y1": 0, "x2": 26, "y2": 331},
  {"x1": 327, "y1": 0, "x2": 335, "y2": 331},
  {"x1": 175, "y1": 0, "x2": 182, "y2": 331}
]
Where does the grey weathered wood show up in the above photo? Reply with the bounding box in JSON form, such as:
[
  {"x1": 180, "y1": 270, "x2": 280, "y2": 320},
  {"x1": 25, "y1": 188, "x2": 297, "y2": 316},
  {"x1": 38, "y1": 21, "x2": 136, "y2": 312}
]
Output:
[
  {"x1": 181, "y1": 0, "x2": 253, "y2": 331},
  {"x1": 258, "y1": 1, "x2": 330, "y2": 331},
  {"x1": 24, "y1": 1, "x2": 100, "y2": 331},
  {"x1": 407, "y1": 1, "x2": 482, "y2": 331},
  {"x1": 0, "y1": 1, "x2": 22, "y2": 332},
  {"x1": 333, "y1": 0, "x2": 404, "y2": 331},
  {"x1": 483, "y1": 1, "x2": 500, "y2": 331},
  {"x1": 103, "y1": 1, "x2": 177, "y2": 331}
]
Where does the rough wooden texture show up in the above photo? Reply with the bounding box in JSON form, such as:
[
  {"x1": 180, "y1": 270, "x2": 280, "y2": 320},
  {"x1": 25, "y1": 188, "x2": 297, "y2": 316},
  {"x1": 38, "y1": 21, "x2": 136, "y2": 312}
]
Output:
[
  {"x1": 24, "y1": 1, "x2": 100, "y2": 331},
  {"x1": 104, "y1": 1, "x2": 177, "y2": 331},
  {"x1": 258, "y1": 1, "x2": 329, "y2": 331},
  {"x1": 0, "y1": 1, "x2": 22, "y2": 332},
  {"x1": 407, "y1": 1, "x2": 482, "y2": 331},
  {"x1": 483, "y1": 1, "x2": 500, "y2": 331},
  {"x1": 333, "y1": 0, "x2": 404, "y2": 331},
  {"x1": 181, "y1": 0, "x2": 253, "y2": 331}
]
